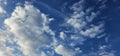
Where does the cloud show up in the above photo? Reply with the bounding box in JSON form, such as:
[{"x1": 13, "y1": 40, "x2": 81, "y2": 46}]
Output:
[
  {"x1": 76, "y1": 44, "x2": 115, "y2": 56},
  {"x1": 98, "y1": 45, "x2": 115, "y2": 56},
  {"x1": 0, "y1": 0, "x2": 113, "y2": 56},
  {"x1": 0, "y1": 47, "x2": 14, "y2": 56},
  {"x1": 66, "y1": 0, "x2": 105, "y2": 39},
  {"x1": 82, "y1": 51, "x2": 115, "y2": 56},
  {"x1": 50, "y1": 0, "x2": 108, "y2": 56},
  {"x1": 58, "y1": 0, "x2": 108, "y2": 55},
  {"x1": 0, "y1": 6, "x2": 6, "y2": 14},
  {"x1": 80, "y1": 23, "x2": 104, "y2": 38},
  {"x1": 85, "y1": 52, "x2": 115, "y2": 56},
  {"x1": 59, "y1": 32, "x2": 66, "y2": 40},
  {"x1": 0, "y1": 0, "x2": 7, "y2": 5},
  {"x1": 0, "y1": 29, "x2": 15, "y2": 56},
  {"x1": 55, "y1": 45, "x2": 76, "y2": 56},
  {"x1": 0, "y1": 3, "x2": 55, "y2": 56},
  {"x1": 99, "y1": 52, "x2": 115, "y2": 56}
]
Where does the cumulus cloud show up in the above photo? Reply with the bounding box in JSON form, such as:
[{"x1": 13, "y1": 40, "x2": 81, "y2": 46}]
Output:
[
  {"x1": 0, "y1": 3, "x2": 55, "y2": 56},
  {"x1": 0, "y1": 29, "x2": 15, "y2": 56}
]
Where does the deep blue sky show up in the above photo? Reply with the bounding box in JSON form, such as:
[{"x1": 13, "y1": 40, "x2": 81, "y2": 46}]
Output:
[
  {"x1": 39, "y1": 0, "x2": 120, "y2": 55},
  {"x1": 0, "y1": 0, "x2": 120, "y2": 56}
]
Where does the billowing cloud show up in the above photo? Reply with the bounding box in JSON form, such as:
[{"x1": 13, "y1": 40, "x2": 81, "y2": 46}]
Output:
[
  {"x1": 0, "y1": 3, "x2": 55, "y2": 56},
  {"x1": 0, "y1": 29, "x2": 15, "y2": 56}
]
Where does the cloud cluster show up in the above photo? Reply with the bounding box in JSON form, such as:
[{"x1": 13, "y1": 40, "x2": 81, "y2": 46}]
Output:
[
  {"x1": 0, "y1": 3, "x2": 55, "y2": 56},
  {"x1": 67, "y1": 0, "x2": 104, "y2": 38},
  {"x1": 54, "y1": 0, "x2": 112, "y2": 56},
  {"x1": 0, "y1": 0, "x2": 115, "y2": 56}
]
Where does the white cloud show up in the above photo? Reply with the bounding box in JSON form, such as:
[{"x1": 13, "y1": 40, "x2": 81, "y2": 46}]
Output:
[
  {"x1": 82, "y1": 50, "x2": 115, "y2": 56},
  {"x1": 0, "y1": 0, "x2": 7, "y2": 5},
  {"x1": 98, "y1": 47, "x2": 115, "y2": 56},
  {"x1": 0, "y1": 0, "x2": 112, "y2": 56},
  {"x1": 67, "y1": 17, "x2": 87, "y2": 30},
  {"x1": 0, "y1": 47, "x2": 14, "y2": 56},
  {"x1": 40, "y1": 51, "x2": 47, "y2": 56},
  {"x1": 81, "y1": 45, "x2": 115, "y2": 56},
  {"x1": 0, "y1": 6, "x2": 6, "y2": 14},
  {"x1": 66, "y1": 0, "x2": 105, "y2": 39},
  {"x1": 99, "y1": 52, "x2": 115, "y2": 56},
  {"x1": 1, "y1": 3, "x2": 55, "y2": 56},
  {"x1": 80, "y1": 24, "x2": 104, "y2": 38},
  {"x1": 70, "y1": 35, "x2": 85, "y2": 45},
  {"x1": 85, "y1": 12, "x2": 98, "y2": 22},
  {"x1": 55, "y1": 45, "x2": 76, "y2": 56},
  {"x1": 0, "y1": 29, "x2": 15, "y2": 56},
  {"x1": 59, "y1": 32, "x2": 66, "y2": 40},
  {"x1": 59, "y1": 1, "x2": 108, "y2": 55}
]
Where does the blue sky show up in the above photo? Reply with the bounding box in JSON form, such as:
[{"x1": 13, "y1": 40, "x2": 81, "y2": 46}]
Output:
[{"x1": 0, "y1": 0, "x2": 120, "y2": 56}]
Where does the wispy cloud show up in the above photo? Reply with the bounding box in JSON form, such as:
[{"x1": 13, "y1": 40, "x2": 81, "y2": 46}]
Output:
[
  {"x1": 0, "y1": 0, "x2": 7, "y2": 5},
  {"x1": 82, "y1": 45, "x2": 115, "y2": 56},
  {"x1": 0, "y1": 6, "x2": 6, "y2": 14}
]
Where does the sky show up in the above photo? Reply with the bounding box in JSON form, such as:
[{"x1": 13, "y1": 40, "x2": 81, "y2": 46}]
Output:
[{"x1": 0, "y1": 0, "x2": 120, "y2": 56}]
